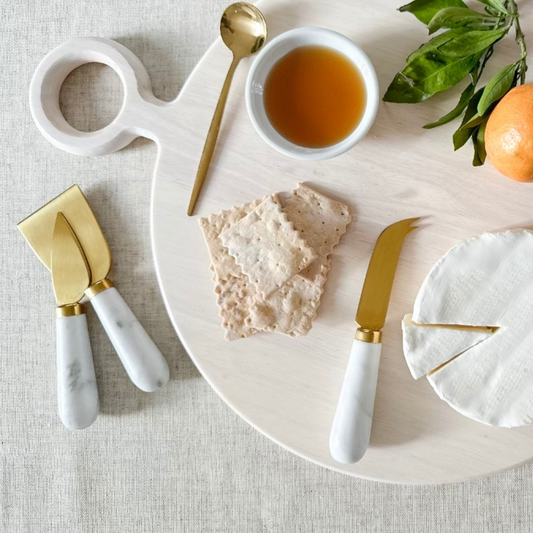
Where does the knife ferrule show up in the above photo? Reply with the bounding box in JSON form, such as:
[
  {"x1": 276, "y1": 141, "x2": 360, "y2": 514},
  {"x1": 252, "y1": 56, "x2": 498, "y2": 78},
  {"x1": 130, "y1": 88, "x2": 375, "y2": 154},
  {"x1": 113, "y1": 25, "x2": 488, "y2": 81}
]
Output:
[
  {"x1": 85, "y1": 278, "x2": 114, "y2": 299},
  {"x1": 355, "y1": 327, "x2": 382, "y2": 344},
  {"x1": 56, "y1": 303, "x2": 85, "y2": 318}
]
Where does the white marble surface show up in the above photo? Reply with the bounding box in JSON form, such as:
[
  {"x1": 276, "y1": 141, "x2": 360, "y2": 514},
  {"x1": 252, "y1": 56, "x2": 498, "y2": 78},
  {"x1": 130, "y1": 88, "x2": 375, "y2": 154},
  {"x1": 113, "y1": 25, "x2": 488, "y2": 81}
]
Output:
[
  {"x1": 2, "y1": 0, "x2": 533, "y2": 531},
  {"x1": 56, "y1": 313, "x2": 99, "y2": 430},
  {"x1": 330, "y1": 339, "x2": 381, "y2": 464},
  {"x1": 90, "y1": 286, "x2": 169, "y2": 392}
]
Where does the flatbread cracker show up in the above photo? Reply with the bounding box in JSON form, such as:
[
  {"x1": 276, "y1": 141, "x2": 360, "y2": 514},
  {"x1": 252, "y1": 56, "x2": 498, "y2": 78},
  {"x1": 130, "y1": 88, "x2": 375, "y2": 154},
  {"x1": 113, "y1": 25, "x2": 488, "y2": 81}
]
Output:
[
  {"x1": 220, "y1": 196, "x2": 317, "y2": 298},
  {"x1": 199, "y1": 198, "x2": 264, "y2": 282},
  {"x1": 213, "y1": 269, "x2": 260, "y2": 341},
  {"x1": 249, "y1": 257, "x2": 331, "y2": 337},
  {"x1": 282, "y1": 183, "x2": 351, "y2": 281}
]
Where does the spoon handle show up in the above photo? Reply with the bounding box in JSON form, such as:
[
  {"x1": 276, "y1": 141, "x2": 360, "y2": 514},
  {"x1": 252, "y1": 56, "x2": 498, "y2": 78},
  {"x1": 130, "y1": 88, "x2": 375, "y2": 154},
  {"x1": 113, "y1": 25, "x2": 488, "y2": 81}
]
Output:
[{"x1": 188, "y1": 55, "x2": 241, "y2": 216}]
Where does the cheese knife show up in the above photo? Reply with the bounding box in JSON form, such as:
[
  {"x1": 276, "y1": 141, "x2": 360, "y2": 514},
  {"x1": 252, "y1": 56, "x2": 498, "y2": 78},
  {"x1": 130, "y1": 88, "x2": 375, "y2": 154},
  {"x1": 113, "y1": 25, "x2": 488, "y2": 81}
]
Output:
[
  {"x1": 52, "y1": 212, "x2": 99, "y2": 430},
  {"x1": 18, "y1": 185, "x2": 170, "y2": 392},
  {"x1": 329, "y1": 218, "x2": 419, "y2": 464}
]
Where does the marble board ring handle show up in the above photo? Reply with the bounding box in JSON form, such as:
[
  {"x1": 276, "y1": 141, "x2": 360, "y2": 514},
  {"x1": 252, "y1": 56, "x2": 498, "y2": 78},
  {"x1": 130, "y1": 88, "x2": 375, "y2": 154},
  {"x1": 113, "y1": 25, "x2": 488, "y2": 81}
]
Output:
[{"x1": 29, "y1": 36, "x2": 168, "y2": 156}]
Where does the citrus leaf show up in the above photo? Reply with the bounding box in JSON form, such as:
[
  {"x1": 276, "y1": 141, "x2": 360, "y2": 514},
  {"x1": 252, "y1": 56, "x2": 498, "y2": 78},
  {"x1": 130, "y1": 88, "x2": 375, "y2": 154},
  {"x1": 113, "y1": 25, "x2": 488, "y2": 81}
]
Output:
[
  {"x1": 427, "y1": 7, "x2": 488, "y2": 34},
  {"x1": 424, "y1": 82, "x2": 475, "y2": 128},
  {"x1": 383, "y1": 73, "x2": 431, "y2": 103},
  {"x1": 472, "y1": 120, "x2": 487, "y2": 166},
  {"x1": 437, "y1": 29, "x2": 506, "y2": 57},
  {"x1": 477, "y1": 63, "x2": 517, "y2": 114},
  {"x1": 407, "y1": 28, "x2": 470, "y2": 63},
  {"x1": 402, "y1": 50, "x2": 481, "y2": 95},
  {"x1": 476, "y1": 0, "x2": 508, "y2": 15},
  {"x1": 384, "y1": 49, "x2": 481, "y2": 103},
  {"x1": 453, "y1": 87, "x2": 483, "y2": 149},
  {"x1": 459, "y1": 112, "x2": 486, "y2": 129},
  {"x1": 399, "y1": 0, "x2": 467, "y2": 25}
]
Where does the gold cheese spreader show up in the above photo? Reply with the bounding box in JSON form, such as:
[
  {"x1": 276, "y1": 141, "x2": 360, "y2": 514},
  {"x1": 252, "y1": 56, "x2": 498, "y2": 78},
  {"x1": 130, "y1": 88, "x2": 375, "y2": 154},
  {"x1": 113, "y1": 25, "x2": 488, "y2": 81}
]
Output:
[
  {"x1": 52, "y1": 212, "x2": 99, "y2": 430},
  {"x1": 18, "y1": 185, "x2": 169, "y2": 392}
]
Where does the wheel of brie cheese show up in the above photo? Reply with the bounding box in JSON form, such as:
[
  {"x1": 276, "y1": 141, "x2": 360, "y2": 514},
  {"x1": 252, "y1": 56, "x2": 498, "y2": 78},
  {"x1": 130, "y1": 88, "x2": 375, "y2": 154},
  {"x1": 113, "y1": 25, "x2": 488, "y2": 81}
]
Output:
[{"x1": 402, "y1": 229, "x2": 533, "y2": 428}]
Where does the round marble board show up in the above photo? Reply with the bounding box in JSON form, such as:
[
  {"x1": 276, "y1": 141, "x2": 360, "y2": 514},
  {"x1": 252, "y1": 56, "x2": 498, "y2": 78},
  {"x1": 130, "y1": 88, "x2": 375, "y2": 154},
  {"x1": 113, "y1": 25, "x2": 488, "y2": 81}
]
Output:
[{"x1": 31, "y1": 0, "x2": 533, "y2": 483}]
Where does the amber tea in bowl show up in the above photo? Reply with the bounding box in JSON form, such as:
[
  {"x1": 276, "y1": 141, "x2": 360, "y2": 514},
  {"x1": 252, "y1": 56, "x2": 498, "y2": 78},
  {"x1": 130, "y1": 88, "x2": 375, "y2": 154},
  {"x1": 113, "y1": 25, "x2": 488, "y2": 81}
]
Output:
[
  {"x1": 264, "y1": 45, "x2": 366, "y2": 149},
  {"x1": 246, "y1": 28, "x2": 379, "y2": 160}
]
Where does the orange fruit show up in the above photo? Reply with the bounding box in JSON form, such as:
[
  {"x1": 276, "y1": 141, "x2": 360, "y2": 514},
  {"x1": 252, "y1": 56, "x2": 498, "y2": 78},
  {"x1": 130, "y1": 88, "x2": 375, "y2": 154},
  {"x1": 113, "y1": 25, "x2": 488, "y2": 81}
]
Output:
[{"x1": 486, "y1": 84, "x2": 533, "y2": 182}]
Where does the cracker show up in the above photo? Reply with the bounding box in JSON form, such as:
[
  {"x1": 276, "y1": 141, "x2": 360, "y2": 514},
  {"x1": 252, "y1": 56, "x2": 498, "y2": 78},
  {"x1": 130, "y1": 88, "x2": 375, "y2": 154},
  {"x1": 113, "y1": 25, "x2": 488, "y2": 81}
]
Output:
[
  {"x1": 220, "y1": 196, "x2": 317, "y2": 298},
  {"x1": 199, "y1": 198, "x2": 265, "y2": 282},
  {"x1": 249, "y1": 257, "x2": 331, "y2": 337},
  {"x1": 213, "y1": 269, "x2": 260, "y2": 341},
  {"x1": 282, "y1": 183, "x2": 351, "y2": 281}
]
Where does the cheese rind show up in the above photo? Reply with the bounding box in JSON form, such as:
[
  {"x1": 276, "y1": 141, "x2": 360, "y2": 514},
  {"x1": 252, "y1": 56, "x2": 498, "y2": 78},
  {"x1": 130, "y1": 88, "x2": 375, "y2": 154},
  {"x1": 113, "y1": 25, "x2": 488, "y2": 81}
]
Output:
[
  {"x1": 401, "y1": 315, "x2": 492, "y2": 380},
  {"x1": 404, "y1": 229, "x2": 533, "y2": 427}
]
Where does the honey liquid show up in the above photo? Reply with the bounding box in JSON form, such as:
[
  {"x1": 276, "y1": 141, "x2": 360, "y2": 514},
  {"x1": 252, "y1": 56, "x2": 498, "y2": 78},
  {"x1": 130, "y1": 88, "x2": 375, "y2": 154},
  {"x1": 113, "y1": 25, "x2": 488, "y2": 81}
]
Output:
[{"x1": 263, "y1": 45, "x2": 367, "y2": 148}]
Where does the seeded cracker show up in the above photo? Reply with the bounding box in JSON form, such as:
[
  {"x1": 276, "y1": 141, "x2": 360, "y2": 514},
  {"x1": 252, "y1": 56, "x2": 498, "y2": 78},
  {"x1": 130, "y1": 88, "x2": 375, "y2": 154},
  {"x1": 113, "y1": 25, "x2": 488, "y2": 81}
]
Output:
[
  {"x1": 199, "y1": 198, "x2": 264, "y2": 282},
  {"x1": 219, "y1": 196, "x2": 317, "y2": 298},
  {"x1": 200, "y1": 200, "x2": 267, "y2": 341},
  {"x1": 282, "y1": 183, "x2": 351, "y2": 281},
  {"x1": 211, "y1": 267, "x2": 259, "y2": 341},
  {"x1": 248, "y1": 257, "x2": 331, "y2": 337}
]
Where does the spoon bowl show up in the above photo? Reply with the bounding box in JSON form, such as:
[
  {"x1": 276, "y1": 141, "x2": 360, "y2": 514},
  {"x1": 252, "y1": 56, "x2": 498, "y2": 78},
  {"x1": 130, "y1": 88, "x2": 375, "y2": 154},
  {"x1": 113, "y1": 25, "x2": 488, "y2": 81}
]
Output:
[{"x1": 221, "y1": 3, "x2": 268, "y2": 58}]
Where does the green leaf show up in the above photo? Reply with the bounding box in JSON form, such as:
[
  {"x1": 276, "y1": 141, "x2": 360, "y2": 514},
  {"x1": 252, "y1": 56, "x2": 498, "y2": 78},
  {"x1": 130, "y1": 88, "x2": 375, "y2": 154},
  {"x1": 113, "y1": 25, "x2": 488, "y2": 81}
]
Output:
[
  {"x1": 473, "y1": 120, "x2": 487, "y2": 166},
  {"x1": 423, "y1": 82, "x2": 475, "y2": 128},
  {"x1": 407, "y1": 28, "x2": 470, "y2": 63},
  {"x1": 460, "y1": 112, "x2": 486, "y2": 129},
  {"x1": 384, "y1": 49, "x2": 480, "y2": 103},
  {"x1": 399, "y1": 0, "x2": 467, "y2": 25},
  {"x1": 477, "y1": 63, "x2": 517, "y2": 114},
  {"x1": 427, "y1": 7, "x2": 488, "y2": 34},
  {"x1": 453, "y1": 87, "x2": 483, "y2": 149},
  {"x1": 383, "y1": 72, "x2": 431, "y2": 103},
  {"x1": 402, "y1": 50, "x2": 481, "y2": 95},
  {"x1": 475, "y1": 0, "x2": 508, "y2": 15},
  {"x1": 437, "y1": 29, "x2": 506, "y2": 57}
]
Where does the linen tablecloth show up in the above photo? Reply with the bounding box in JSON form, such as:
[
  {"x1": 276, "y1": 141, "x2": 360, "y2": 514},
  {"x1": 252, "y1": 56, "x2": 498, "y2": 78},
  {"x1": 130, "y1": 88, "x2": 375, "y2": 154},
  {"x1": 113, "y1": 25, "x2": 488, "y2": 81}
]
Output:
[{"x1": 2, "y1": 1, "x2": 533, "y2": 531}]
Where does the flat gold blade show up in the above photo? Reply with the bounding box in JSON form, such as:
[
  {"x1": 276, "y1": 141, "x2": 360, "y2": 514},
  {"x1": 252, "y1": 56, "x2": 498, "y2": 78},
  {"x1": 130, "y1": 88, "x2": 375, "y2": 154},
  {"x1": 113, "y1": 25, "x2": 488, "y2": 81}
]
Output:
[
  {"x1": 17, "y1": 185, "x2": 111, "y2": 282},
  {"x1": 51, "y1": 212, "x2": 91, "y2": 306},
  {"x1": 356, "y1": 218, "x2": 419, "y2": 331}
]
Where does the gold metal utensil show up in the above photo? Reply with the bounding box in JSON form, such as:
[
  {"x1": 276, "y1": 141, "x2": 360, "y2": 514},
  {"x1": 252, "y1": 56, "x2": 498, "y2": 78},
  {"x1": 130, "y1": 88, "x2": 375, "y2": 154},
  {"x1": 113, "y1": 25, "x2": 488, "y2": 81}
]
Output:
[
  {"x1": 18, "y1": 185, "x2": 169, "y2": 392},
  {"x1": 52, "y1": 212, "x2": 99, "y2": 430},
  {"x1": 330, "y1": 218, "x2": 419, "y2": 464},
  {"x1": 187, "y1": 2, "x2": 268, "y2": 216}
]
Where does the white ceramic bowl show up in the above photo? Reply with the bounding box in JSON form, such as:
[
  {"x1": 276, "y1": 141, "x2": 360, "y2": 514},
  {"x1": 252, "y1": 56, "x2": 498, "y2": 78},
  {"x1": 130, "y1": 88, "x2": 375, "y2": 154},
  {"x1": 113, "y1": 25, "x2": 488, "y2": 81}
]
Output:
[{"x1": 245, "y1": 27, "x2": 379, "y2": 161}]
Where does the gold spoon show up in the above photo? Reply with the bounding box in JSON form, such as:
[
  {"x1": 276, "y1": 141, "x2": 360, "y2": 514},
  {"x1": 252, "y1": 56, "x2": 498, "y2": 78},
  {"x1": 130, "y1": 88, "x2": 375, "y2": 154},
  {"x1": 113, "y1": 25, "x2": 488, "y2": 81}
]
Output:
[{"x1": 187, "y1": 2, "x2": 268, "y2": 216}]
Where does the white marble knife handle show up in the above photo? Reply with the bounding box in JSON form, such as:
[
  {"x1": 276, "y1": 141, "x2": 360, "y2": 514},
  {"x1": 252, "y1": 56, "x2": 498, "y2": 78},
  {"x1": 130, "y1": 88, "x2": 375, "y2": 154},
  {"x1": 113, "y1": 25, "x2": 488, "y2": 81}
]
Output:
[
  {"x1": 89, "y1": 286, "x2": 169, "y2": 392},
  {"x1": 56, "y1": 312, "x2": 99, "y2": 430},
  {"x1": 329, "y1": 339, "x2": 382, "y2": 464}
]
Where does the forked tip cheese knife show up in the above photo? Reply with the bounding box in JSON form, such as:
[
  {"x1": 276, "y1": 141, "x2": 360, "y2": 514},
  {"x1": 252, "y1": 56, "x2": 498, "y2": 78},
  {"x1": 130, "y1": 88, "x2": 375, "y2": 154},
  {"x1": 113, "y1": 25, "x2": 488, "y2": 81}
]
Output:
[
  {"x1": 329, "y1": 218, "x2": 419, "y2": 464},
  {"x1": 52, "y1": 212, "x2": 99, "y2": 430}
]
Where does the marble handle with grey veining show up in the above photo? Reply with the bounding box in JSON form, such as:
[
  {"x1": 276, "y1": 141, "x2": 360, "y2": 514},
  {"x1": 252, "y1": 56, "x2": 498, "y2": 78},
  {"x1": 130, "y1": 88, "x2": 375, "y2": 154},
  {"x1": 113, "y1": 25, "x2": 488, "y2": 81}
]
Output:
[
  {"x1": 57, "y1": 313, "x2": 99, "y2": 430},
  {"x1": 329, "y1": 339, "x2": 382, "y2": 464},
  {"x1": 90, "y1": 287, "x2": 169, "y2": 392}
]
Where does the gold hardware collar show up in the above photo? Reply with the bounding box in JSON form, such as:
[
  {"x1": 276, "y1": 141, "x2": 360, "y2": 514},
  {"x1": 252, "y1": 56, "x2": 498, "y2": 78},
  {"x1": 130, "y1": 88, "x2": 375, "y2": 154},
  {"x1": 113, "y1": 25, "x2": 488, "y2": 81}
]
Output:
[
  {"x1": 56, "y1": 303, "x2": 85, "y2": 317},
  {"x1": 355, "y1": 328, "x2": 382, "y2": 344},
  {"x1": 85, "y1": 278, "x2": 113, "y2": 299}
]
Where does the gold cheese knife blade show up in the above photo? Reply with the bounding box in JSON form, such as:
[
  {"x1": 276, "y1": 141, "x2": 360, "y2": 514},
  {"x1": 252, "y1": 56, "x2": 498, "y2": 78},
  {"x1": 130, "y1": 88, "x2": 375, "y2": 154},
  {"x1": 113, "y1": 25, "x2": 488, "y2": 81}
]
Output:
[
  {"x1": 18, "y1": 185, "x2": 111, "y2": 285},
  {"x1": 51, "y1": 212, "x2": 91, "y2": 307},
  {"x1": 330, "y1": 218, "x2": 419, "y2": 464},
  {"x1": 356, "y1": 218, "x2": 420, "y2": 339}
]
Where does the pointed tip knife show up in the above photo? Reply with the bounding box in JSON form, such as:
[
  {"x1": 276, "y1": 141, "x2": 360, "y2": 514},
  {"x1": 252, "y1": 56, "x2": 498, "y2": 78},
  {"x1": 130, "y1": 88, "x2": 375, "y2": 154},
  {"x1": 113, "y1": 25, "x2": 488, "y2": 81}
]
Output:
[{"x1": 329, "y1": 218, "x2": 419, "y2": 464}]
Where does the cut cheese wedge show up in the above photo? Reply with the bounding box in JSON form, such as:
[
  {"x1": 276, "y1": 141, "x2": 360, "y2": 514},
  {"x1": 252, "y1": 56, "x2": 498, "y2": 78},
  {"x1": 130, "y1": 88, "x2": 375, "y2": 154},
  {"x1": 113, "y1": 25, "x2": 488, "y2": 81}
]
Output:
[
  {"x1": 402, "y1": 314, "x2": 495, "y2": 379},
  {"x1": 403, "y1": 229, "x2": 533, "y2": 428}
]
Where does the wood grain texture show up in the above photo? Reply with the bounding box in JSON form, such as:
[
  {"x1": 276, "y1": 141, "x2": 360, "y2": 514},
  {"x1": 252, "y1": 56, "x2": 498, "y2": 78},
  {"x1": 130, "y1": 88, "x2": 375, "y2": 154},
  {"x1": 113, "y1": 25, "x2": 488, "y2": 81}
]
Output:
[{"x1": 30, "y1": 0, "x2": 533, "y2": 484}]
